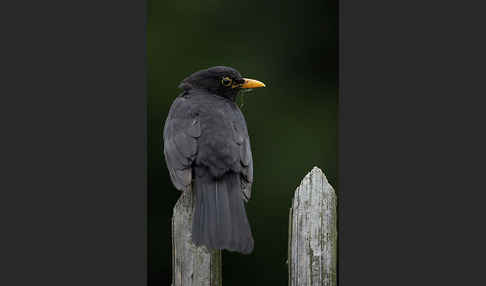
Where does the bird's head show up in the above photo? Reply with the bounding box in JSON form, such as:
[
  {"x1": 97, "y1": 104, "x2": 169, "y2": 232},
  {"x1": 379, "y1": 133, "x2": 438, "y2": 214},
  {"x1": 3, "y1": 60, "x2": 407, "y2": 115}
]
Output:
[{"x1": 178, "y1": 66, "x2": 265, "y2": 101}]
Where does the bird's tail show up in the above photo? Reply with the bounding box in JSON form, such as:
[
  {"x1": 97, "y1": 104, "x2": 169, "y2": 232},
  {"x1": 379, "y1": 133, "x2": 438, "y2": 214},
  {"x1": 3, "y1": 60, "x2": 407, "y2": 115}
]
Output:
[{"x1": 192, "y1": 168, "x2": 254, "y2": 254}]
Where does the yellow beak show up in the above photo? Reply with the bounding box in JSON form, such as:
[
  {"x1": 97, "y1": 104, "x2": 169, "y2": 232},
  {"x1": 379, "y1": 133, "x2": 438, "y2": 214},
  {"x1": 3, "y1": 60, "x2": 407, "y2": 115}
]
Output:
[{"x1": 240, "y1": 78, "x2": 266, "y2": 89}]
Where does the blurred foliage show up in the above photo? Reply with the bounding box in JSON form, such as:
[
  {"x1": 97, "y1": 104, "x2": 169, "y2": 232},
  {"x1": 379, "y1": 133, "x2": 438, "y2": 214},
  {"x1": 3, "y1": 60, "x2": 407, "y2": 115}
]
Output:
[{"x1": 148, "y1": 0, "x2": 337, "y2": 285}]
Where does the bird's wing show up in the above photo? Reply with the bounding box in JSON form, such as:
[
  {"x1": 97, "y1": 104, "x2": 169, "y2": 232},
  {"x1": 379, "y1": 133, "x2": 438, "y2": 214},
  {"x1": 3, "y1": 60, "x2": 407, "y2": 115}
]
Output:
[
  {"x1": 163, "y1": 96, "x2": 201, "y2": 192},
  {"x1": 240, "y1": 135, "x2": 253, "y2": 202},
  {"x1": 233, "y1": 110, "x2": 253, "y2": 202}
]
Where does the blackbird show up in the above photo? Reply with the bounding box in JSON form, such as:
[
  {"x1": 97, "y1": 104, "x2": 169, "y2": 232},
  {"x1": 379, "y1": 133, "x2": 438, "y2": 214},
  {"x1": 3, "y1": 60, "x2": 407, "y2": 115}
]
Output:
[{"x1": 163, "y1": 66, "x2": 265, "y2": 254}]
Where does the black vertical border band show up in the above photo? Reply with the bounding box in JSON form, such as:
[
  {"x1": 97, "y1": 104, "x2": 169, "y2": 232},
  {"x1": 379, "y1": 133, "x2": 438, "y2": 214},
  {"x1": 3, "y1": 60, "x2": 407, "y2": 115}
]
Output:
[{"x1": 1, "y1": 0, "x2": 147, "y2": 285}]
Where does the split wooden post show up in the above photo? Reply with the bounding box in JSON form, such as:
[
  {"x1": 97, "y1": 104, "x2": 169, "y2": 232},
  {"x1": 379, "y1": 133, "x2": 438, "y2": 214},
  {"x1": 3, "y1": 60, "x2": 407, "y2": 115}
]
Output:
[
  {"x1": 288, "y1": 167, "x2": 338, "y2": 286},
  {"x1": 172, "y1": 188, "x2": 222, "y2": 286}
]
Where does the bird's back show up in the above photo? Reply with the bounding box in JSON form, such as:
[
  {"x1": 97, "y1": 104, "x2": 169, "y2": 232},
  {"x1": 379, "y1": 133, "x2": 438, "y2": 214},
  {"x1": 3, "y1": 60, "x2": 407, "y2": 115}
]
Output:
[{"x1": 186, "y1": 91, "x2": 248, "y2": 178}]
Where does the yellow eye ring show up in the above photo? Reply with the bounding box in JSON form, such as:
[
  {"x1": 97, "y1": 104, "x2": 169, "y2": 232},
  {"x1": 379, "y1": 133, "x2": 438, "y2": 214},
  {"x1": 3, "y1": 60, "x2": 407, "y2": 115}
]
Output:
[{"x1": 221, "y1": 76, "x2": 232, "y2": 87}]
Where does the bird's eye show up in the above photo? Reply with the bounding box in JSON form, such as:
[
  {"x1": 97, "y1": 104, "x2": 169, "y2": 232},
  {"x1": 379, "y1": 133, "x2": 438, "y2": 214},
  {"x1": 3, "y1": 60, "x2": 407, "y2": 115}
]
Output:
[{"x1": 221, "y1": 76, "x2": 232, "y2": 87}]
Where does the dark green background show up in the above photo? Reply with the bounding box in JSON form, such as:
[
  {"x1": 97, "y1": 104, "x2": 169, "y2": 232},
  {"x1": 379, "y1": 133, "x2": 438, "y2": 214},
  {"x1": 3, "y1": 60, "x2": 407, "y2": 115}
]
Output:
[{"x1": 148, "y1": 1, "x2": 338, "y2": 285}]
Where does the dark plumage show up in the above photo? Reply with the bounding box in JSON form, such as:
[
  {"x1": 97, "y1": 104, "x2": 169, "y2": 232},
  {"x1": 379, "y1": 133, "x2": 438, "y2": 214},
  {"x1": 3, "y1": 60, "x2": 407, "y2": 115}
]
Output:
[{"x1": 163, "y1": 66, "x2": 265, "y2": 254}]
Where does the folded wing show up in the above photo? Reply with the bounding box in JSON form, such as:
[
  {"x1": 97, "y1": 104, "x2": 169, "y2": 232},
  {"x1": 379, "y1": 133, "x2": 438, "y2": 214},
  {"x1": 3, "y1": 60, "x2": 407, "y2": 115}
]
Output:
[
  {"x1": 163, "y1": 96, "x2": 201, "y2": 192},
  {"x1": 232, "y1": 109, "x2": 254, "y2": 201}
]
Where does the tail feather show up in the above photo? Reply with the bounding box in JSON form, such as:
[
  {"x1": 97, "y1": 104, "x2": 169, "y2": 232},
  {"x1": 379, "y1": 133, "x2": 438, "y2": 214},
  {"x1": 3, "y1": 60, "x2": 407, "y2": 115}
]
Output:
[{"x1": 192, "y1": 169, "x2": 254, "y2": 254}]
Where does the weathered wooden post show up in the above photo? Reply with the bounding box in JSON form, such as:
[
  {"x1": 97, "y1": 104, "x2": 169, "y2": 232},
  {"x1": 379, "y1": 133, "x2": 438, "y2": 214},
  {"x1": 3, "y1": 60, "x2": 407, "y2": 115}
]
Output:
[
  {"x1": 288, "y1": 167, "x2": 337, "y2": 286},
  {"x1": 172, "y1": 188, "x2": 222, "y2": 286}
]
